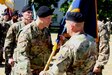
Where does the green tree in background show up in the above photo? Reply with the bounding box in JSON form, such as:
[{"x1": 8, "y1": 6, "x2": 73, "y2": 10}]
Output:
[
  {"x1": 60, "y1": 0, "x2": 112, "y2": 21},
  {"x1": 29, "y1": 0, "x2": 59, "y2": 10},
  {"x1": 98, "y1": 0, "x2": 112, "y2": 21},
  {"x1": 29, "y1": 0, "x2": 112, "y2": 21}
]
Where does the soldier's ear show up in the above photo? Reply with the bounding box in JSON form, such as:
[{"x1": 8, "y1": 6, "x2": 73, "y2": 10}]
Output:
[{"x1": 71, "y1": 23, "x2": 76, "y2": 31}]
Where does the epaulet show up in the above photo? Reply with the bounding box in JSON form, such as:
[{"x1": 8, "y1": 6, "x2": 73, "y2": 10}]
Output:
[
  {"x1": 20, "y1": 24, "x2": 30, "y2": 33},
  {"x1": 20, "y1": 21, "x2": 35, "y2": 33},
  {"x1": 11, "y1": 21, "x2": 22, "y2": 27},
  {"x1": 16, "y1": 22, "x2": 32, "y2": 40}
]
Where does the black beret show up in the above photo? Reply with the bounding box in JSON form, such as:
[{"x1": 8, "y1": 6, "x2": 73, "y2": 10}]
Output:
[
  {"x1": 18, "y1": 14, "x2": 23, "y2": 17},
  {"x1": 12, "y1": 10, "x2": 18, "y2": 16},
  {"x1": 22, "y1": 4, "x2": 32, "y2": 12},
  {"x1": 37, "y1": 6, "x2": 54, "y2": 17},
  {"x1": 2, "y1": 12, "x2": 9, "y2": 16},
  {"x1": 66, "y1": 12, "x2": 84, "y2": 22}
]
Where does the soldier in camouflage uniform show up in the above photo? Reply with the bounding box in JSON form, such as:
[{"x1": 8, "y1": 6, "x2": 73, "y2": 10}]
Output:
[
  {"x1": 40, "y1": 12, "x2": 98, "y2": 75},
  {"x1": 7, "y1": 10, "x2": 19, "y2": 26},
  {"x1": 14, "y1": 6, "x2": 53, "y2": 75},
  {"x1": 0, "y1": 12, "x2": 10, "y2": 65},
  {"x1": 0, "y1": 12, "x2": 11, "y2": 22},
  {"x1": 3, "y1": 4, "x2": 33, "y2": 75},
  {"x1": 93, "y1": 20, "x2": 110, "y2": 75},
  {"x1": 105, "y1": 18, "x2": 112, "y2": 40}
]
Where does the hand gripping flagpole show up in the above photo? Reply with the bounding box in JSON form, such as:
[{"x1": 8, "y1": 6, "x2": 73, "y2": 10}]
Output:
[
  {"x1": 44, "y1": 0, "x2": 81, "y2": 71},
  {"x1": 44, "y1": 0, "x2": 98, "y2": 71},
  {"x1": 44, "y1": 40, "x2": 58, "y2": 71}
]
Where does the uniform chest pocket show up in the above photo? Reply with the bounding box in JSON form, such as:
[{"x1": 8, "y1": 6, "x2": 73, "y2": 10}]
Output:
[{"x1": 30, "y1": 39, "x2": 48, "y2": 54}]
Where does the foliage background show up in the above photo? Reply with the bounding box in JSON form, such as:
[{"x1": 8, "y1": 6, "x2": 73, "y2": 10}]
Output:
[
  {"x1": 98, "y1": 0, "x2": 112, "y2": 21},
  {"x1": 29, "y1": 0, "x2": 112, "y2": 21}
]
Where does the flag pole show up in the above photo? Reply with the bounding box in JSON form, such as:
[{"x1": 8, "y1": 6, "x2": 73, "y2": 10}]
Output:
[
  {"x1": 44, "y1": 0, "x2": 98, "y2": 71},
  {"x1": 95, "y1": 0, "x2": 98, "y2": 42},
  {"x1": 44, "y1": 0, "x2": 77, "y2": 71},
  {"x1": 44, "y1": 44, "x2": 58, "y2": 71}
]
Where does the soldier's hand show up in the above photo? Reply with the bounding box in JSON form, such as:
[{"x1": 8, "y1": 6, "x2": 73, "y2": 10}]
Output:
[
  {"x1": 8, "y1": 58, "x2": 14, "y2": 66},
  {"x1": 57, "y1": 35, "x2": 65, "y2": 49},
  {"x1": 59, "y1": 35, "x2": 65, "y2": 42},
  {"x1": 93, "y1": 67, "x2": 102, "y2": 73},
  {"x1": 39, "y1": 71, "x2": 49, "y2": 75}
]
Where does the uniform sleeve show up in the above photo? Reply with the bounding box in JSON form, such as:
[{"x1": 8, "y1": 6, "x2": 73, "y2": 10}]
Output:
[
  {"x1": 4, "y1": 25, "x2": 16, "y2": 58},
  {"x1": 16, "y1": 32, "x2": 31, "y2": 75},
  {"x1": 47, "y1": 45, "x2": 73, "y2": 75},
  {"x1": 95, "y1": 25, "x2": 110, "y2": 69},
  {"x1": 45, "y1": 28, "x2": 53, "y2": 50}
]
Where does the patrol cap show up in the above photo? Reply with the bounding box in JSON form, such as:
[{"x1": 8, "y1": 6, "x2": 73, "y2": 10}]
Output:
[
  {"x1": 66, "y1": 12, "x2": 84, "y2": 23},
  {"x1": 22, "y1": 4, "x2": 32, "y2": 12},
  {"x1": 37, "y1": 6, "x2": 54, "y2": 17},
  {"x1": 2, "y1": 12, "x2": 9, "y2": 16},
  {"x1": 12, "y1": 10, "x2": 18, "y2": 16}
]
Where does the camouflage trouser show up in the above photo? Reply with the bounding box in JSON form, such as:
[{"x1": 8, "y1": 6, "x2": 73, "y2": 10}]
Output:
[
  {"x1": 5, "y1": 50, "x2": 12, "y2": 75},
  {"x1": 5, "y1": 62, "x2": 11, "y2": 75}
]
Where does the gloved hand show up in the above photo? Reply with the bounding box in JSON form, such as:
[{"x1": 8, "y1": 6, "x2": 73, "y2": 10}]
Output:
[{"x1": 39, "y1": 71, "x2": 50, "y2": 75}]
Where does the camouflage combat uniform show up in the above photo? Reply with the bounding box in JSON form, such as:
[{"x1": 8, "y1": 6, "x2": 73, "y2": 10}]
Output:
[
  {"x1": 0, "y1": 20, "x2": 10, "y2": 64},
  {"x1": 4, "y1": 21, "x2": 28, "y2": 75},
  {"x1": 6, "y1": 20, "x2": 18, "y2": 26},
  {"x1": 94, "y1": 21, "x2": 110, "y2": 75},
  {"x1": 105, "y1": 21, "x2": 112, "y2": 39},
  {"x1": 44, "y1": 33, "x2": 97, "y2": 75},
  {"x1": 14, "y1": 21, "x2": 52, "y2": 75}
]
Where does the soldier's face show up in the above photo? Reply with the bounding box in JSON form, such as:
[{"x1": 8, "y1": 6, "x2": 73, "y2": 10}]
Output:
[
  {"x1": 43, "y1": 15, "x2": 52, "y2": 27},
  {"x1": 22, "y1": 10, "x2": 33, "y2": 21},
  {"x1": 3, "y1": 15, "x2": 9, "y2": 21},
  {"x1": 12, "y1": 15, "x2": 18, "y2": 20}
]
